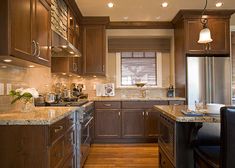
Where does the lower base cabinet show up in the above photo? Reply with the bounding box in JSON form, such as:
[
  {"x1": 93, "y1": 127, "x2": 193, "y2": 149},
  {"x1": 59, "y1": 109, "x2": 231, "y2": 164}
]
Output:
[
  {"x1": 94, "y1": 100, "x2": 184, "y2": 143},
  {"x1": 0, "y1": 113, "x2": 76, "y2": 168},
  {"x1": 159, "y1": 148, "x2": 174, "y2": 168}
]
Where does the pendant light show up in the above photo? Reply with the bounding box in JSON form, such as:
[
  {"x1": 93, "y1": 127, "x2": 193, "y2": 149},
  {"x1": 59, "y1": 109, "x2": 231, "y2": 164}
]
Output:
[{"x1": 198, "y1": 0, "x2": 213, "y2": 44}]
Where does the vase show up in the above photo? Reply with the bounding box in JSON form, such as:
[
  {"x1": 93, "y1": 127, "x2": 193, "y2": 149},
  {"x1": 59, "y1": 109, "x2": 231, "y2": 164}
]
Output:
[{"x1": 20, "y1": 98, "x2": 35, "y2": 112}]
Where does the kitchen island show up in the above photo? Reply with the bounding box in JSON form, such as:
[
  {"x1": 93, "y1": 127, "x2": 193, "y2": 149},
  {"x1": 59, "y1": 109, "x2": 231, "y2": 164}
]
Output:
[
  {"x1": 0, "y1": 107, "x2": 80, "y2": 168},
  {"x1": 154, "y1": 105, "x2": 220, "y2": 168}
]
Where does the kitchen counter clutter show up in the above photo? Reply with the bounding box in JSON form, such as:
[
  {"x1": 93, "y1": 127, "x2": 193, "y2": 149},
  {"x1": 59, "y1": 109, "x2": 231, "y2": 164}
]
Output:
[
  {"x1": 90, "y1": 96, "x2": 186, "y2": 101},
  {"x1": 0, "y1": 106, "x2": 80, "y2": 125},
  {"x1": 154, "y1": 105, "x2": 220, "y2": 123}
]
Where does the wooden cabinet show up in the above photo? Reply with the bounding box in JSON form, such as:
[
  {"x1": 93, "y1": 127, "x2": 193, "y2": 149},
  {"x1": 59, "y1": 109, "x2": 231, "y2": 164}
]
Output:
[
  {"x1": 145, "y1": 109, "x2": 160, "y2": 138},
  {"x1": 51, "y1": 57, "x2": 82, "y2": 75},
  {"x1": 94, "y1": 100, "x2": 181, "y2": 142},
  {"x1": 0, "y1": 0, "x2": 51, "y2": 66},
  {"x1": 95, "y1": 109, "x2": 121, "y2": 139},
  {"x1": 122, "y1": 109, "x2": 145, "y2": 138},
  {"x1": 83, "y1": 25, "x2": 106, "y2": 75},
  {"x1": 185, "y1": 18, "x2": 230, "y2": 55},
  {"x1": 0, "y1": 113, "x2": 76, "y2": 168}
]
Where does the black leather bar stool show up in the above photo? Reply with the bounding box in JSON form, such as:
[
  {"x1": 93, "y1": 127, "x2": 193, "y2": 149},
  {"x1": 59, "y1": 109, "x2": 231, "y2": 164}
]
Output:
[{"x1": 194, "y1": 106, "x2": 235, "y2": 168}]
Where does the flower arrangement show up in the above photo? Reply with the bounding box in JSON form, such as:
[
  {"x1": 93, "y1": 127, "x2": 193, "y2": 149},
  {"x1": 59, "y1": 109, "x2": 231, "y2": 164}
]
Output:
[{"x1": 9, "y1": 88, "x2": 39, "y2": 104}]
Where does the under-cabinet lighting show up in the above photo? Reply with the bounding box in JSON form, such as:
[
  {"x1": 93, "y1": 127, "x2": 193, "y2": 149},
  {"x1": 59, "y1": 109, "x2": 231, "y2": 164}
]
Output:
[
  {"x1": 215, "y1": 2, "x2": 223, "y2": 7},
  {"x1": 28, "y1": 65, "x2": 35, "y2": 68},
  {"x1": 3, "y1": 59, "x2": 12, "y2": 63}
]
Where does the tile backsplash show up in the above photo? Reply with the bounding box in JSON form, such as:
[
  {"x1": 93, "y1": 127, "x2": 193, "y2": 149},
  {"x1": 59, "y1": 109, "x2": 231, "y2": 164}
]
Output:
[{"x1": 0, "y1": 64, "x2": 168, "y2": 112}]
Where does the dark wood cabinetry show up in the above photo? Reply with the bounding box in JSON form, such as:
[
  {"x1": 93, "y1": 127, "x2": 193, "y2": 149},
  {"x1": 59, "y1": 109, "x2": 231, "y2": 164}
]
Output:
[
  {"x1": 0, "y1": 113, "x2": 76, "y2": 168},
  {"x1": 122, "y1": 109, "x2": 145, "y2": 138},
  {"x1": 95, "y1": 109, "x2": 121, "y2": 139},
  {"x1": 94, "y1": 100, "x2": 182, "y2": 143},
  {"x1": 185, "y1": 18, "x2": 230, "y2": 55},
  {"x1": 0, "y1": 0, "x2": 51, "y2": 66},
  {"x1": 82, "y1": 25, "x2": 106, "y2": 75}
]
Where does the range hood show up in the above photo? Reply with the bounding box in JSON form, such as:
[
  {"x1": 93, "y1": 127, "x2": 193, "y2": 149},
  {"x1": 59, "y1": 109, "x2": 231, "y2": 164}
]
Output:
[{"x1": 51, "y1": 30, "x2": 82, "y2": 58}]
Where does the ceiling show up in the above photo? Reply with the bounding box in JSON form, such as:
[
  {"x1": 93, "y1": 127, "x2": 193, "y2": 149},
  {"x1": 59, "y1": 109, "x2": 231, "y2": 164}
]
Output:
[{"x1": 75, "y1": 0, "x2": 235, "y2": 25}]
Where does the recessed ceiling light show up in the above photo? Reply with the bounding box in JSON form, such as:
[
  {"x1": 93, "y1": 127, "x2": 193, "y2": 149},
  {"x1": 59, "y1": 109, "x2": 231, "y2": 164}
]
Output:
[
  {"x1": 161, "y1": 2, "x2": 168, "y2": 8},
  {"x1": 93, "y1": 75, "x2": 97, "y2": 78},
  {"x1": 69, "y1": 74, "x2": 72, "y2": 77},
  {"x1": 3, "y1": 59, "x2": 12, "y2": 63},
  {"x1": 69, "y1": 51, "x2": 74, "y2": 54},
  {"x1": 62, "y1": 73, "x2": 66, "y2": 75},
  {"x1": 215, "y1": 2, "x2": 223, "y2": 7},
  {"x1": 107, "y1": 2, "x2": 114, "y2": 8},
  {"x1": 28, "y1": 65, "x2": 35, "y2": 68},
  {"x1": 1, "y1": 65, "x2": 7, "y2": 68},
  {"x1": 70, "y1": 17, "x2": 73, "y2": 20},
  {"x1": 123, "y1": 16, "x2": 129, "y2": 20},
  {"x1": 77, "y1": 76, "x2": 81, "y2": 78}
]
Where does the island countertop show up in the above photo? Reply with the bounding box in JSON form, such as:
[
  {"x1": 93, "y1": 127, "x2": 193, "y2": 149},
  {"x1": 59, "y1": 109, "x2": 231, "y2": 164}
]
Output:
[
  {"x1": 0, "y1": 107, "x2": 80, "y2": 125},
  {"x1": 154, "y1": 105, "x2": 220, "y2": 123}
]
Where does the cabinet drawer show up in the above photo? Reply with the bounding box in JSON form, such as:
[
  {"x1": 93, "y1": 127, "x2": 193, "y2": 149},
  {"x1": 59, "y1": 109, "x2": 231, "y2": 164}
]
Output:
[
  {"x1": 159, "y1": 148, "x2": 174, "y2": 168},
  {"x1": 122, "y1": 101, "x2": 168, "y2": 109},
  {"x1": 49, "y1": 118, "x2": 67, "y2": 144},
  {"x1": 50, "y1": 137, "x2": 65, "y2": 168},
  {"x1": 95, "y1": 101, "x2": 121, "y2": 109}
]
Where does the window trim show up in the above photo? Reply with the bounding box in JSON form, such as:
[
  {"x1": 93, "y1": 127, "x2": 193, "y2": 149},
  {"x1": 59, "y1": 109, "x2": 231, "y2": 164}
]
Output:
[{"x1": 116, "y1": 52, "x2": 162, "y2": 88}]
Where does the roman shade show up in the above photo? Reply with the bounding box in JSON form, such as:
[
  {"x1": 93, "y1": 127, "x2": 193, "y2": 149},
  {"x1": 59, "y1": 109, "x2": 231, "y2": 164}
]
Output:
[{"x1": 108, "y1": 37, "x2": 171, "y2": 53}]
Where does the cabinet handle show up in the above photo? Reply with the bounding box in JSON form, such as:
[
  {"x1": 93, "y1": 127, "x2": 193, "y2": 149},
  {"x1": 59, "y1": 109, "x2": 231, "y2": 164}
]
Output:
[
  {"x1": 118, "y1": 112, "x2": 121, "y2": 116},
  {"x1": 103, "y1": 103, "x2": 111, "y2": 107},
  {"x1": 102, "y1": 65, "x2": 105, "y2": 72},
  {"x1": 142, "y1": 112, "x2": 145, "y2": 116},
  {"x1": 36, "y1": 42, "x2": 40, "y2": 57},
  {"x1": 146, "y1": 112, "x2": 149, "y2": 116},
  {"x1": 32, "y1": 40, "x2": 37, "y2": 56},
  {"x1": 54, "y1": 126, "x2": 63, "y2": 133}
]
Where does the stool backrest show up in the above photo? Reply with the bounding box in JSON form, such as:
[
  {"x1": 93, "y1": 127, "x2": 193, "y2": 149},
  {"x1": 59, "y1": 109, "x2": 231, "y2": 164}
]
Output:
[{"x1": 221, "y1": 106, "x2": 235, "y2": 168}]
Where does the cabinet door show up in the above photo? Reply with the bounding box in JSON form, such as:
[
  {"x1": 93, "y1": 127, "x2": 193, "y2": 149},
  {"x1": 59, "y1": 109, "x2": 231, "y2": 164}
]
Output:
[
  {"x1": 122, "y1": 109, "x2": 145, "y2": 138},
  {"x1": 10, "y1": 0, "x2": 33, "y2": 59},
  {"x1": 185, "y1": 19, "x2": 205, "y2": 54},
  {"x1": 95, "y1": 109, "x2": 121, "y2": 138},
  {"x1": 63, "y1": 153, "x2": 76, "y2": 168},
  {"x1": 34, "y1": 0, "x2": 51, "y2": 66},
  {"x1": 208, "y1": 18, "x2": 230, "y2": 54},
  {"x1": 145, "y1": 109, "x2": 160, "y2": 138},
  {"x1": 83, "y1": 25, "x2": 106, "y2": 75}
]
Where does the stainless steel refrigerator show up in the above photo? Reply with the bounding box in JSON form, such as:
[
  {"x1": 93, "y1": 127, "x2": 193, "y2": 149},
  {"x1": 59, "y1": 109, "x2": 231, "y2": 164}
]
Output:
[{"x1": 186, "y1": 56, "x2": 231, "y2": 105}]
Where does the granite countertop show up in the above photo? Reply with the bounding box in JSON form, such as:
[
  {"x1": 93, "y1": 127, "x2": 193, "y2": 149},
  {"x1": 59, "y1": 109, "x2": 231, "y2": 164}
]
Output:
[
  {"x1": 0, "y1": 107, "x2": 79, "y2": 125},
  {"x1": 90, "y1": 96, "x2": 186, "y2": 101},
  {"x1": 154, "y1": 105, "x2": 220, "y2": 123}
]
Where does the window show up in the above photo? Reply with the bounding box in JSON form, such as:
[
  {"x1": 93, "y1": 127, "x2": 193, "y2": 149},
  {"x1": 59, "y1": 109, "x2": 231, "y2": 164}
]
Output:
[{"x1": 117, "y1": 51, "x2": 161, "y2": 87}]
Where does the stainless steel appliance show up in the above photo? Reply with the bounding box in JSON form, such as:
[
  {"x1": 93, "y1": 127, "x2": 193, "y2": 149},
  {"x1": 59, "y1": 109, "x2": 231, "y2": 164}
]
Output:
[
  {"x1": 77, "y1": 102, "x2": 94, "y2": 168},
  {"x1": 186, "y1": 56, "x2": 231, "y2": 105}
]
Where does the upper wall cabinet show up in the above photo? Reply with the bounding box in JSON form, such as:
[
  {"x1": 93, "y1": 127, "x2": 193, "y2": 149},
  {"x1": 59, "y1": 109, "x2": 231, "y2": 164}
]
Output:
[
  {"x1": 82, "y1": 25, "x2": 106, "y2": 76},
  {"x1": 173, "y1": 10, "x2": 234, "y2": 56},
  {"x1": 0, "y1": 0, "x2": 51, "y2": 67},
  {"x1": 184, "y1": 18, "x2": 230, "y2": 55}
]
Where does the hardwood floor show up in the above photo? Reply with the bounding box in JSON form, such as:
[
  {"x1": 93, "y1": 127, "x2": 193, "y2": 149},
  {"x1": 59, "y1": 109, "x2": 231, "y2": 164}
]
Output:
[{"x1": 83, "y1": 143, "x2": 159, "y2": 168}]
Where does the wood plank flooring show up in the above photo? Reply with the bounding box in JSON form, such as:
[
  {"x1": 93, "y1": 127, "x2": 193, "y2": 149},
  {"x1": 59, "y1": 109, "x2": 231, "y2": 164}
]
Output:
[{"x1": 83, "y1": 144, "x2": 159, "y2": 168}]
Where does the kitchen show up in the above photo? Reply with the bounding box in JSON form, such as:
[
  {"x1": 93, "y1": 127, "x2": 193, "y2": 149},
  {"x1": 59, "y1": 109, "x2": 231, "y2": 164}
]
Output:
[{"x1": 0, "y1": 0, "x2": 235, "y2": 168}]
